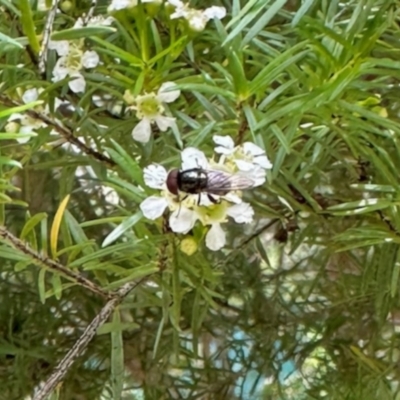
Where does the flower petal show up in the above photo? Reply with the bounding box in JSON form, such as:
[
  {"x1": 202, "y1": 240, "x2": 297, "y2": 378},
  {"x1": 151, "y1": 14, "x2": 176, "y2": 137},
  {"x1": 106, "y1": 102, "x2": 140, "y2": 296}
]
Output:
[
  {"x1": 154, "y1": 115, "x2": 176, "y2": 132},
  {"x1": 132, "y1": 118, "x2": 152, "y2": 143},
  {"x1": 181, "y1": 147, "x2": 208, "y2": 169},
  {"x1": 243, "y1": 142, "x2": 273, "y2": 169},
  {"x1": 168, "y1": 0, "x2": 183, "y2": 6},
  {"x1": 52, "y1": 59, "x2": 69, "y2": 82},
  {"x1": 22, "y1": 88, "x2": 40, "y2": 104},
  {"x1": 203, "y1": 6, "x2": 226, "y2": 20},
  {"x1": 140, "y1": 196, "x2": 168, "y2": 220},
  {"x1": 169, "y1": 207, "x2": 197, "y2": 233},
  {"x1": 157, "y1": 82, "x2": 180, "y2": 103},
  {"x1": 205, "y1": 224, "x2": 226, "y2": 251},
  {"x1": 82, "y1": 50, "x2": 100, "y2": 69},
  {"x1": 213, "y1": 135, "x2": 234, "y2": 151},
  {"x1": 188, "y1": 14, "x2": 207, "y2": 31},
  {"x1": 108, "y1": 0, "x2": 137, "y2": 11},
  {"x1": 7, "y1": 113, "x2": 24, "y2": 122},
  {"x1": 227, "y1": 202, "x2": 254, "y2": 224},
  {"x1": 242, "y1": 142, "x2": 264, "y2": 156},
  {"x1": 247, "y1": 166, "x2": 266, "y2": 187},
  {"x1": 223, "y1": 192, "x2": 242, "y2": 204},
  {"x1": 68, "y1": 73, "x2": 86, "y2": 93},
  {"x1": 48, "y1": 40, "x2": 69, "y2": 56},
  {"x1": 143, "y1": 164, "x2": 167, "y2": 189},
  {"x1": 234, "y1": 159, "x2": 254, "y2": 172}
]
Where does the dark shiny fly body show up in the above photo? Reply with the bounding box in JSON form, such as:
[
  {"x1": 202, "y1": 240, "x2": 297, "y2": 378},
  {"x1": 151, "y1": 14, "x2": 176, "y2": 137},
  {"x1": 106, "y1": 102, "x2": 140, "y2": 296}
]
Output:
[{"x1": 166, "y1": 167, "x2": 255, "y2": 199}]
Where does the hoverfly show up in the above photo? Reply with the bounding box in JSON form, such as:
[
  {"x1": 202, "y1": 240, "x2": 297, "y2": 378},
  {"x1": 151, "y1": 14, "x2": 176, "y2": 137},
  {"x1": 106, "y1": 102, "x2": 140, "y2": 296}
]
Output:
[{"x1": 166, "y1": 167, "x2": 255, "y2": 203}]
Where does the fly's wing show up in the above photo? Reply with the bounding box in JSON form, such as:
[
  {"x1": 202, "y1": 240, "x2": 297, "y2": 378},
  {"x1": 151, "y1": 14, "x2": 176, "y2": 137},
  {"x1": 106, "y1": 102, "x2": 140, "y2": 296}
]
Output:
[{"x1": 205, "y1": 170, "x2": 255, "y2": 195}]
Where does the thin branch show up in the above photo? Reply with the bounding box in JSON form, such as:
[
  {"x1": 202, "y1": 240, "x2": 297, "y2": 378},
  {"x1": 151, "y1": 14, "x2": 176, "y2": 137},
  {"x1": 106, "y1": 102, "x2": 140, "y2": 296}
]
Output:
[
  {"x1": 0, "y1": 226, "x2": 112, "y2": 300},
  {"x1": 38, "y1": 0, "x2": 60, "y2": 75},
  {"x1": 82, "y1": 0, "x2": 98, "y2": 24},
  {"x1": 32, "y1": 276, "x2": 149, "y2": 400},
  {"x1": 0, "y1": 94, "x2": 116, "y2": 167}
]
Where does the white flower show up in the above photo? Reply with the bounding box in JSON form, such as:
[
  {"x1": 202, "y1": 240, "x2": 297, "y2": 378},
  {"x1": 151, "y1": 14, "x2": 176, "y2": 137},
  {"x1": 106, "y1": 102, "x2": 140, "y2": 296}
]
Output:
[
  {"x1": 168, "y1": 1, "x2": 226, "y2": 31},
  {"x1": 213, "y1": 135, "x2": 272, "y2": 186},
  {"x1": 108, "y1": 0, "x2": 137, "y2": 11},
  {"x1": 5, "y1": 88, "x2": 70, "y2": 144},
  {"x1": 108, "y1": 0, "x2": 160, "y2": 12},
  {"x1": 140, "y1": 147, "x2": 255, "y2": 251},
  {"x1": 74, "y1": 15, "x2": 115, "y2": 28},
  {"x1": 140, "y1": 164, "x2": 198, "y2": 232},
  {"x1": 130, "y1": 82, "x2": 180, "y2": 143},
  {"x1": 49, "y1": 40, "x2": 100, "y2": 93}
]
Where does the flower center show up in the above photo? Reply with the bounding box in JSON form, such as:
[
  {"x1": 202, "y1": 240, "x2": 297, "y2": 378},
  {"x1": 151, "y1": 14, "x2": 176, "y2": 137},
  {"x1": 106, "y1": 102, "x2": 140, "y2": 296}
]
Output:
[
  {"x1": 135, "y1": 94, "x2": 163, "y2": 119},
  {"x1": 195, "y1": 201, "x2": 228, "y2": 225},
  {"x1": 65, "y1": 42, "x2": 84, "y2": 72}
]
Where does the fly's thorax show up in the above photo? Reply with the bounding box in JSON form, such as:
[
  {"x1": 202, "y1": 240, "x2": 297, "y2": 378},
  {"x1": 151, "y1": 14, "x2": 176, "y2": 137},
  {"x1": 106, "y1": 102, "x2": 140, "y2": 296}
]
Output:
[{"x1": 178, "y1": 168, "x2": 208, "y2": 194}]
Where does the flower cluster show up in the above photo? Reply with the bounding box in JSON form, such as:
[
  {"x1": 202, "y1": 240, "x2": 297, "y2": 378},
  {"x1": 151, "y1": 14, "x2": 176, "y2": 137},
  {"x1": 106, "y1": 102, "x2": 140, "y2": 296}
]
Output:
[
  {"x1": 168, "y1": 1, "x2": 226, "y2": 31},
  {"x1": 140, "y1": 136, "x2": 272, "y2": 251},
  {"x1": 125, "y1": 82, "x2": 180, "y2": 143},
  {"x1": 5, "y1": 88, "x2": 72, "y2": 144},
  {"x1": 49, "y1": 39, "x2": 100, "y2": 93},
  {"x1": 107, "y1": 0, "x2": 226, "y2": 32}
]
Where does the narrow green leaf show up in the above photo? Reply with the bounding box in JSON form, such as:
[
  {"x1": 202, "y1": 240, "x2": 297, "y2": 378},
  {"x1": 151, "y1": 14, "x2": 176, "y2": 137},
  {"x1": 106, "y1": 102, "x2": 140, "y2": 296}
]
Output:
[
  {"x1": 19, "y1": 0, "x2": 40, "y2": 53},
  {"x1": 291, "y1": 0, "x2": 315, "y2": 27},
  {"x1": 97, "y1": 321, "x2": 139, "y2": 335},
  {"x1": 105, "y1": 265, "x2": 159, "y2": 290},
  {"x1": 38, "y1": 268, "x2": 46, "y2": 304},
  {"x1": 391, "y1": 260, "x2": 400, "y2": 299},
  {"x1": 102, "y1": 212, "x2": 142, "y2": 248},
  {"x1": 51, "y1": 273, "x2": 62, "y2": 300},
  {"x1": 0, "y1": 32, "x2": 24, "y2": 49},
  {"x1": 51, "y1": 26, "x2": 116, "y2": 41},
  {"x1": 111, "y1": 309, "x2": 124, "y2": 400},
  {"x1": 0, "y1": 101, "x2": 42, "y2": 119},
  {"x1": 0, "y1": 156, "x2": 22, "y2": 168},
  {"x1": 91, "y1": 36, "x2": 143, "y2": 66},
  {"x1": 242, "y1": 0, "x2": 287, "y2": 46}
]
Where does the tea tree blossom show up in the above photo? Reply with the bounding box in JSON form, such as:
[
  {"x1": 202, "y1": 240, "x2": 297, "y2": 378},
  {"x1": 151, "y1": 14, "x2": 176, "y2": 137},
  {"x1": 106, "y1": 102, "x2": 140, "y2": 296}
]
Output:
[
  {"x1": 126, "y1": 82, "x2": 180, "y2": 143},
  {"x1": 213, "y1": 135, "x2": 273, "y2": 186},
  {"x1": 140, "y1": 147, "x2": 259, "y2": 251},
  {"x1": 5, "y1": 88, "x2": 70, "y2": 144},
  {"x1": 108, "y1": 0, "x2": 161, "y2": 12},
  {"x1": 168, "y1": 0, "x2": 226, "y2": 31},
  {"x1": 48, "y1": 39, "x2": 100, "y2": 93}
]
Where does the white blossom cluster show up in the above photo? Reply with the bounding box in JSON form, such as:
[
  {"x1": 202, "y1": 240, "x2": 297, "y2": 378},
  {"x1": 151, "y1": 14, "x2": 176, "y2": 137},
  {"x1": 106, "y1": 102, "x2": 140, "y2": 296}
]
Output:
[{"x1": 140, "y1": 136, "x2": 272, "y2": 251}]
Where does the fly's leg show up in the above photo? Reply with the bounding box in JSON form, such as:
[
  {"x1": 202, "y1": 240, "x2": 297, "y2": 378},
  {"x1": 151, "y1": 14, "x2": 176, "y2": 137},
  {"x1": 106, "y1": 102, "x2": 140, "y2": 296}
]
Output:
[
  {"x1": 176, "y1": 194, "x2": 188, "y2": 218},
  {"x1": 207, "y1": 194, "x2": 218, "y2": 204}
]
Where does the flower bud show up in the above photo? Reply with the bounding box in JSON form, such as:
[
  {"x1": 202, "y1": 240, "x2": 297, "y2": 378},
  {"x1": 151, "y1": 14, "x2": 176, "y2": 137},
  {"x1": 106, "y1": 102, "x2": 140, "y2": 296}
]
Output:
[{"x1": 180, "y1": 236, "x2": 198, "y2": 256}]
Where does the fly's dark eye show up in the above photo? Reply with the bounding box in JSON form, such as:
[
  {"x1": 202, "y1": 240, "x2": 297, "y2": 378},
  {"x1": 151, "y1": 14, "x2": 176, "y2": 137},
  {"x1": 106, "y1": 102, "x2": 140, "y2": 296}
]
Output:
[{"x1": 166, "y1": 169, "x2": 179, "y2": 195}]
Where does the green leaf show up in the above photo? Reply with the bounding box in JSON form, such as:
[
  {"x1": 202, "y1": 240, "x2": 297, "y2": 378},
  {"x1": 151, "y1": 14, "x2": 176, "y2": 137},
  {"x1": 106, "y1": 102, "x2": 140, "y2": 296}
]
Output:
[
  {"x1": 0, "y1": 32, "x2": 24, "y2": 49},
  {"x1": 0, "y1": 101, "x2": 43, "y2": 119},
  {"x1": 20, "y1": 212, "x2": 47, "y2": 240},
  {"x1": 111, "y1": 309, "x2": 124, "y2": 400},
  {"x1": 90, "y1": 36, "x2": 143, "y2": 66},
  {"x1": 242, "y1": 0, "x2": 288, "y2": 46},
  {"x1": 38, "y1": 268, "x2": 46, "y2": 304},
  {"x1": 51, "y1": 26, "x2": 116, "y2": 41},
  {"x1": 223, "y1": 0, "x2": 265, "y2": 45},
  {"x1": 102, "y1": 212, "x2": 142, "y2": 248},
  {"x1": 0, "y1": 156, "x2": 22, "y2": 168},
  {"x1": 105, "y1": 265, "x2": 159, "y2": 290},
  {"x1": 19, "y1": 0, "x2": 40, "y2": 53}
]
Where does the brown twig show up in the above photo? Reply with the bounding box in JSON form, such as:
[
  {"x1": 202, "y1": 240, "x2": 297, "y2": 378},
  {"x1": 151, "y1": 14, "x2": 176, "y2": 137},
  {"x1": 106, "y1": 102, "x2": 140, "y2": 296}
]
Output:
[
  {"x1": 38, "y1": 0, "x2": 60, "y2": 75},
  {"x1": 0, "y1": 94, "x2": 116, "y2": 167},
  {"x1": 32, "y1": 276, "x2": 149, "y2": 400},
  {"x1": 82, "y1": 0, "x2": 98, "y2": 24},
  {"x1": 0, "y1": 226, "x2": 113, "y2": 300}
]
